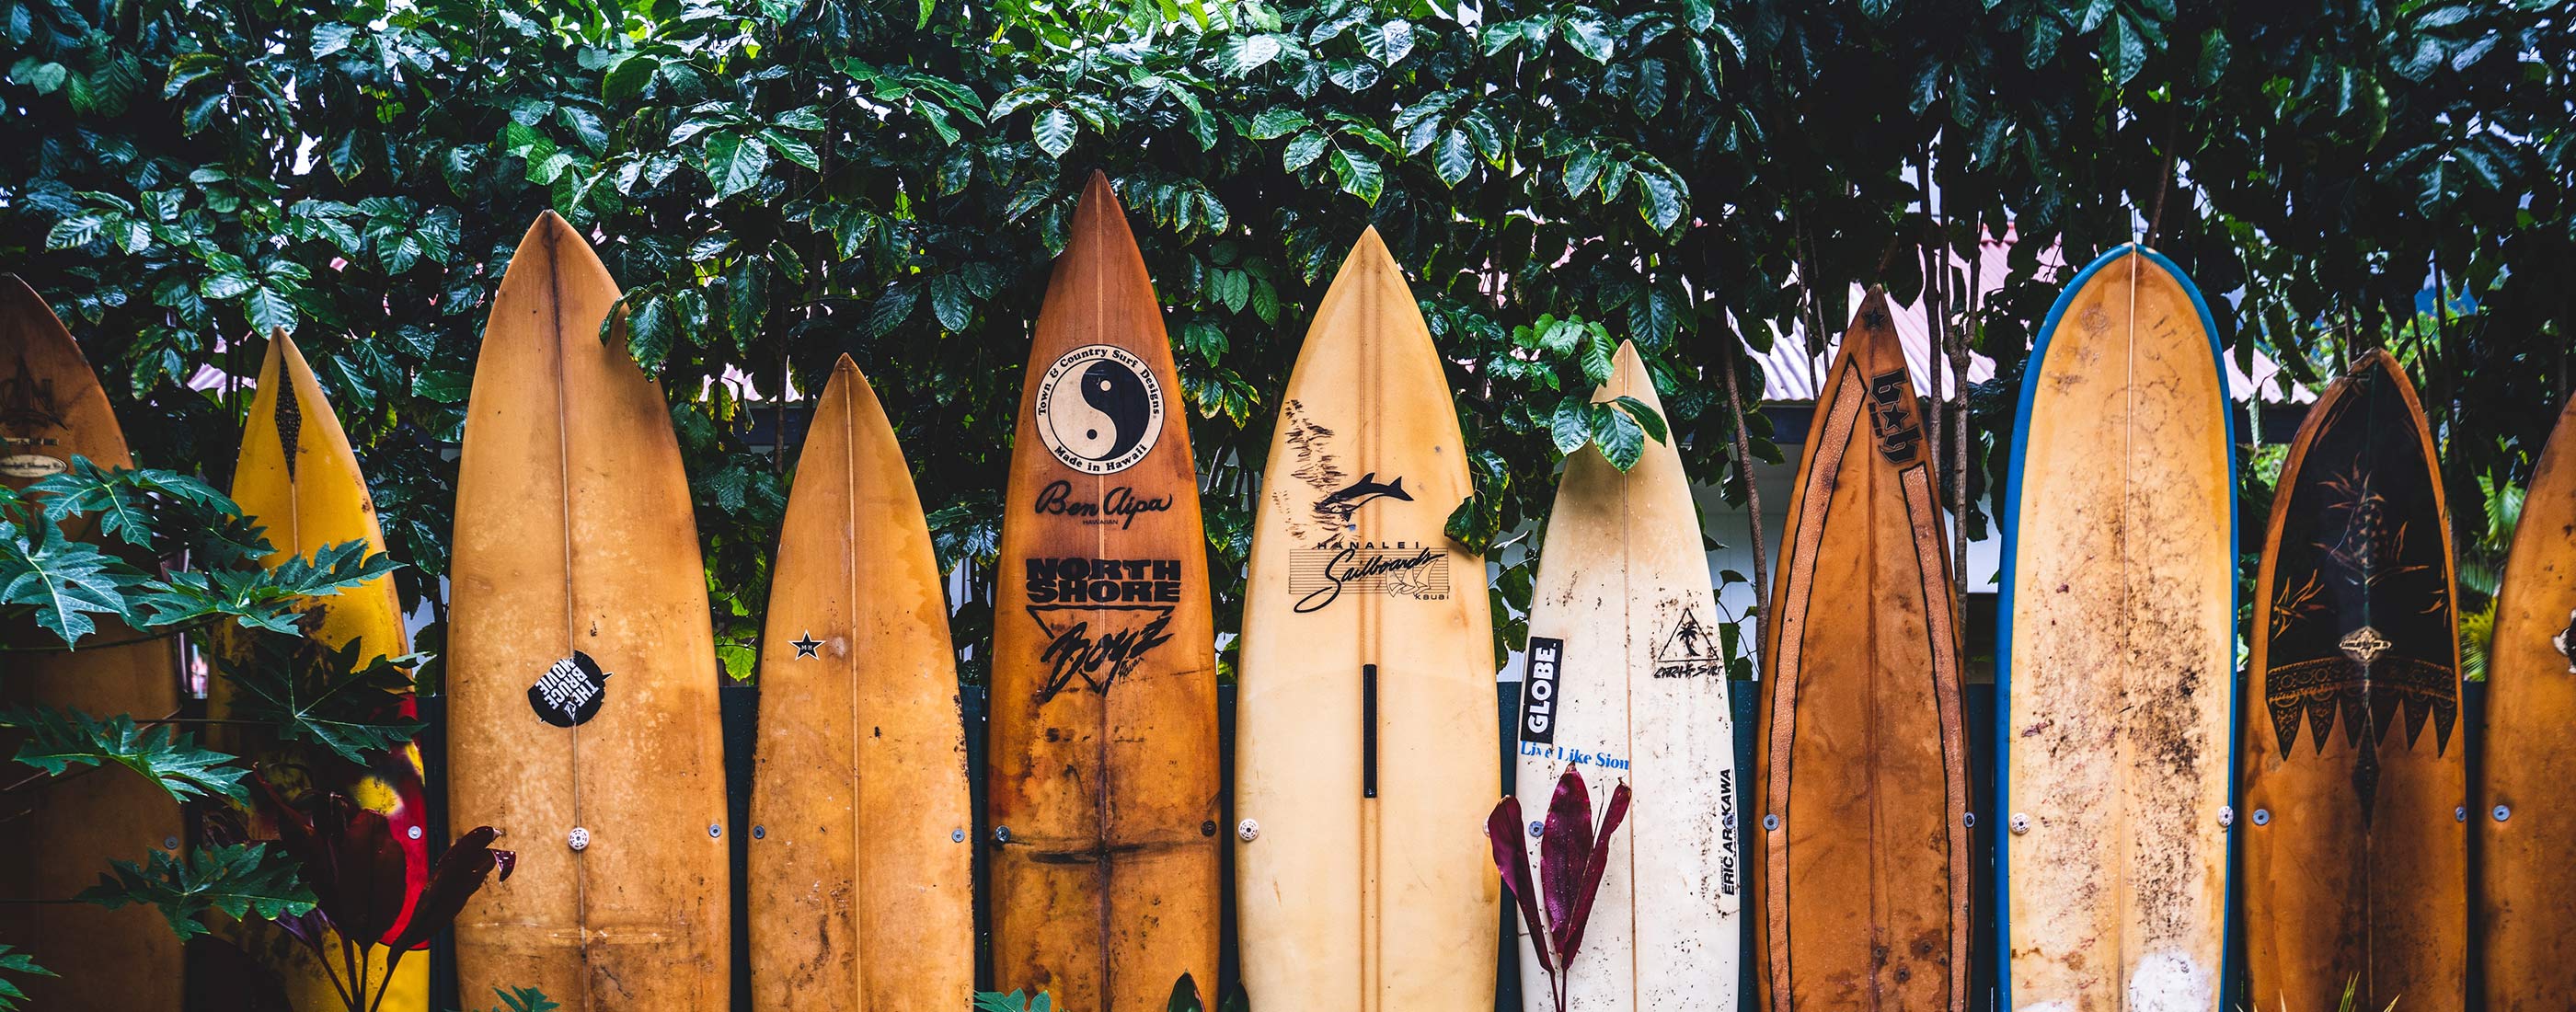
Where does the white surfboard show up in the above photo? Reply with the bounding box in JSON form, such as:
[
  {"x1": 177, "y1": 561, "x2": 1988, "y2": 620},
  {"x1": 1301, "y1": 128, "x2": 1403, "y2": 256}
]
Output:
[{"x1": 1513, "y1": 340, "x2": 1742, "y2": 1010}]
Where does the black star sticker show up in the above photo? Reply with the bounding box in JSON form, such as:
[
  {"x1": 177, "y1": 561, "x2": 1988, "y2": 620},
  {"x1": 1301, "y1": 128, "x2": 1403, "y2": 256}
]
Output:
[{"x1": 790, "y1": 632, "x2": 822, "y2": 659}]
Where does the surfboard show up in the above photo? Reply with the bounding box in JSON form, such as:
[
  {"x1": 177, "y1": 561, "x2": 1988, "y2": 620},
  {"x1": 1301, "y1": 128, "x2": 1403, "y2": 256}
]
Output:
[
  {"x1": 987, "y1": 171, "x2": 1221, "y2": 1008},
  {"x1": 747, "y1": 355, "x2": 972, "y2": 1011},
  {"x1": 2478, "y1": 388, "x2": 2576, "y2": 1011},
  {"x1": 0, "y1": 274, "x2": 182, "y2": 1011},
  {"x1": 1512, "y1": 339, "x2": 1739, "y2": 1010},
  {"x1": 446, "y1": 213, "x2": 730, "y2": 1006},
  {"x1": 1236, "y1": 228, "x2": 1500, "y2": 1011},
  {"x1": 223, "y1": 329, "x2": 431, "y2": 1011},
  {"x1": 1998, "y1": 245, "x2": 2236, "y2": 1012},
  {"x1": 1754, "y1": 291, "x2": 1968, "y2": 1011},
  {"x1": 2239, "y1": 349, "x2": 2464, "y2": 1010}
]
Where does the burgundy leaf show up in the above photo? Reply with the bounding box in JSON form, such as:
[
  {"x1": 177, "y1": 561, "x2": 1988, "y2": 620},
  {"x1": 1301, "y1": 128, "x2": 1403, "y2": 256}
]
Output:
[
  {"x1": 1538, "y1": 766, "x2": 1594, "y2": 959},
  {"x1": 389, "y1": 826, "x2": 512, "y2": 950},
  {"x1": 255, "y1": 780, "x2": 408, "y2": 946},
  {"x1": 263, "y1": 907, "x2": 329, "y2": 957},
  {"x1": 1557, "y1": 779, "x2": 1632, "y2": 968},
  {"x1": 1485, "y1": 796, "x2": 1552, "y2": 973}
]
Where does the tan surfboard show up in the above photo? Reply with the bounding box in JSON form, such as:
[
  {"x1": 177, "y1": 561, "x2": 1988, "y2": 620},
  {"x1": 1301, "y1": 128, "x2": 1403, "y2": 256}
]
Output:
[
  {"x1": 1755, "y1": 292, "x2": 1970, "y2": 1011},
  {"x1": 2478, "y1": 389, "x2": 2576, "y2": 1011},
  {"x1": 0, "y1": 274, "x2": 182, "y2": 1011},
  {"x1": 1999, "y1": 246, "x2": 2236, "y2": 1011},
  {"x1": 747, "y1": 355, "x2": 972, "y2": 1011},
  {"x1": 2240, "y1": 349, "x2": 2465, "y2": 1011},
  {"x1": 447, "y1": 213, "x2": 730, "y2": 1006},
  {"x1": 224, "y1": 330, "x2": 432, "y2": 1011},
  {"x1": 1236, "y1": 228, "x2": 1501, "y2": 1011},
  {"x1": 1514, "y1": 339, "x2": 1740, "y2": 1011},
  {"x1": 987, "y1": 171, "x2": 1221, "y2": 1009}
]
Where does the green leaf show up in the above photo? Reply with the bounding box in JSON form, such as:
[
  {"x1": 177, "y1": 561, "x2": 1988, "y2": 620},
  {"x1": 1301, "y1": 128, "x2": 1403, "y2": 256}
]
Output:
[
  {"x1": 2, "y1": 707, "x2": 247, "y2": 804},
  {"x1": 1612, "y1": 395, "x2": 1669, "y2": 443},
  {"x1": 1361, "y1": 20, "x2": 1416, "y2": 65},
  {"x1": 0, "y1": 942, "x2": 57, "y2": 1012},
  {"x1": 45, "y1": 213, "x2": 108, "y2": 249},
  {"x1": 1434, "y1": 130, "x2": 1474, "y2": 187},
  {"x1": 603, "y1": 54, "x2": 658, "y2": 101},
  {"x1": 0, "y1": 521, "x2": 132, "y2": 645},
  {"x1": 1564, "y1": 18, "x2": 1615, "y2": 62},
  {"x1": 1328, "y1": 146, "x2": 1383, "y2": 204},
  {"x1": 246, "y1": 286, "x2": 296, "y2": 337},
  {"x1": 484, "y1": 987, "x2": 562, "y2": 1012},
  {"x1": 702, "y1": 133, "x2": 771, "y2": 200},
  {"x1": 931, "y1": 273, "x2": 973, "y2": 331},
  {"x1": 760, "y1": 129, "x2": 822, "y2": 172},
  {"x1": 76, "y1": 843, "x2": 316, "y2": 942},
  {"x1": 132, "y1": 539, "x2": 399, "y2": 635},
  {"x1": 1032, "y1": 108, "x2": 1078, "y2": 157},
  {"x1": 2104, "y1": 11, "x2": 2147, "y2": 85},
  {"x1": 1548, "y1": 397, "x2": 1593, "y2": 456},
  {"x1": 1248, "y1": 108, "x2": 1308, "y2": 140},
  {"x1": 216, "y1": 638, "x2": 424, "y2": 765},
  {"x1": 1219, "y1": 34, "x2": 1282, "y2": 75},
  {"x1": 1283, "y1": 132, "x2": 1328, "y2": 171},
  {"x1": 1589, "y1": 400, "x2": 1647, "y2": 470},
  {"x1": 1637, "y1": 171, "x2": 1685, "y2": 230},
  {"x1": 1578, "y1": 325, "x2": 1616, "y2": 385}
]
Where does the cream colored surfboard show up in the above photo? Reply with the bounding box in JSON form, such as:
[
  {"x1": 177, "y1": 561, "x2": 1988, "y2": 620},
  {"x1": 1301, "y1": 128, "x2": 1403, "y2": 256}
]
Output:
[
  {"x1": 447, "y1": 213, "x2": 730, "y2": 1006},
  {"x1": 1236, "y1": 228, "x2": 1501, "y2": 1011},
  {"x1": 1999, "y1": 246, "x2": 2236, "y2": 1012},
  {"x1": 747, "y1": 355, "x2": 973, "y2": 1011},
  {"x1": 1514, "y1": 341, "x2": 1740, "y2": 1010}
]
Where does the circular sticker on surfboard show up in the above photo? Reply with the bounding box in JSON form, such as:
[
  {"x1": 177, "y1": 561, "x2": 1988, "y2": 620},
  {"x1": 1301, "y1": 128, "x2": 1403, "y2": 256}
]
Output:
[
  {"x1": 1033, "y1": 344, "x2": 1163, "y2": 475},
  {"x1": 528, "y1": 651, "x2": 610, "y2": 728}
]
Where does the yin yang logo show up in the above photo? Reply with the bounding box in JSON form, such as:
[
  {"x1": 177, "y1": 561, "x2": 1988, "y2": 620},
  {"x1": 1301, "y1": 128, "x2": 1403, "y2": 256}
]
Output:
[{"x1": 1034, "y1": 344, "x2": 1165, "y2": 475}]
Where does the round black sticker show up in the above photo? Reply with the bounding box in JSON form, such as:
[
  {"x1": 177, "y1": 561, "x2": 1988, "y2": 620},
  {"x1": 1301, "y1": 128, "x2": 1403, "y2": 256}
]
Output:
[{"x1": 528, "y1": 650, "x2": 610, "y2": 728}]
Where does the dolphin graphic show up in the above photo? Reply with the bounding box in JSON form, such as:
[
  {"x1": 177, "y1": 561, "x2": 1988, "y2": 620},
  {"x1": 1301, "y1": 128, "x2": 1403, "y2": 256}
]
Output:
[{"x1": 1315, "y1": 472, "x2": 1412, "y2": 519}]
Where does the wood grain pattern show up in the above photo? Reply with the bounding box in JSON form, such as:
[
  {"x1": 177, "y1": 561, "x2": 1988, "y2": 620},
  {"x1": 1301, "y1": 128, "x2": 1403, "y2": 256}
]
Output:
[
  {"x1": 2000, "y1": 247, "x2": 2235, "y2": 1012},
  {"x1": 988, "y1": 171, "x2": 1221, "y2": 1009},
  {"x1": 1515, "y1": 340, "x2": 1741, "y2": 1011},
  {"x1": 0, "y1": 274, "x2": 182, "y2": 1012},
  {"x1": 1754, "y1": 292, "x2": 1968, "y2": 1012},
  {"x1": 447, "y1": 213, "x2": 730, "y2": 1007},
  {"x1": 223, "y1": 330, "x2": 431, "y2": 1012},
  {"x1": 748, "y1": 356, "x2": 972, "y2": 1012},
  {"x1": 2478, "y1": 389, "x2": 2576, "y2": 1012},
  {"x1": 2240, "y1": 349, "x2": 2464, "y2": 1012},
  {"x1": 1235, "y1": 228, "x2": 1500, "y2": 1012}
]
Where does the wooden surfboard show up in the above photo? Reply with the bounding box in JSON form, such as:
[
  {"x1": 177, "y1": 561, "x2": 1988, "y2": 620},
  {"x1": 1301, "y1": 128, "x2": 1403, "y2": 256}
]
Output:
[
  {"x1": 447, "y1": 213, "x2": 730, "y2": 1006},
  {"x1": 2240, "y1": 349, "x2": 2464, "y2": 1010},
  {"x1": 1998, "y1": 246, "x2": 2236, "y2": 1012},
  {"x1": 223, "y1": 329, "x2": 431, "y2": 1011},
  {"x1": 0, "y1": 274, "x2": 182, "y2": 1011},
  {"x1": 1513, "y1": 339, "x2": 1740, "y2": 1010},
  {"x1": 747, "y1": 355, "x2": 972, "y2": 1011},
  {"x1": 2478, "y1": 388, "x2": 2576, "y2": 1011},
  {"x1": 1754, "y1": 292, "x2": 1969, "y2": 1011},
  {"x1": 988, "y1": 171, "x2": 1221, "y2": 1009},
  {"x1": 1236, "y1": 228, "x2": 1500, "y2": 1011}
]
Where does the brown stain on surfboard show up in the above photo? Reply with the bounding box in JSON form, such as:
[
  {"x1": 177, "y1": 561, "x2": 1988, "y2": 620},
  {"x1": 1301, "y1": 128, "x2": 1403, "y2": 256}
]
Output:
[
  {"x1": 446, "y1": 213, "x2": 730, "y2": 1007},
  {"x1": 748, "y1": 356, "x2": 973, "y2": 1011},
  {"x1": 987, "y1": 172, "x2": 1221, "y2": 1010},
  {"x1": 1755, "y1": 289, "x2": 1969, "y2": 1012},
  {"x1": 0, "y1": 274, "x2": 183, "y2": 1012}
]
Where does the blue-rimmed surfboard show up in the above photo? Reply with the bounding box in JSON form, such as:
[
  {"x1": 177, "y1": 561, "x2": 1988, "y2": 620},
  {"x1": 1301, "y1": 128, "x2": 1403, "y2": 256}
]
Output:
[{"x1": 1997, "y1": 245, "x2": 2237, "y2": 1012}]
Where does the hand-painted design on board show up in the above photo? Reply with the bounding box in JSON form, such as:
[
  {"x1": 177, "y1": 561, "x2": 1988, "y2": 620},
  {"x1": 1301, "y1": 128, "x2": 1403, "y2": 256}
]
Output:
[
  {"x1": 529, "y1": 651, "x2": 611, "y2": 728},
  {"x1": 1866, "y1": 367, "x2": 1923, "y2": 464},
  {"x1": 1028, "y1": 604, "x2": 1176, "y2": 702},
  {"x1": 1033, "y1": 343, "x2": 1164, "y2": 475},
  {"x1": 1288, "y1": 538, "x2": 1448, "y2": 614},
  {"x1": 2260, "y1": 367, "x2": 2458, "y2": 819},
  {"x1": 274, "y1": 368, "x2": 304, "y2": 479},
  {"x1": 0, "y1": 353, "x2": 67, "y2": 479},
  {"x1": 1652, "y1": 603, "x2": 1724, "y2": 679}
]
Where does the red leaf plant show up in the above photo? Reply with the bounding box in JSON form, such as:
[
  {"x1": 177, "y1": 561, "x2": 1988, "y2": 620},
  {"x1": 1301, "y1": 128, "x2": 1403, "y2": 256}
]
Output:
[
  {"x1": 1488, "y1": 765, "x2": 1631, "y2": 1012},
  {"x1": 256, "y1": 777, "x2": 514, "y2": 1012}
]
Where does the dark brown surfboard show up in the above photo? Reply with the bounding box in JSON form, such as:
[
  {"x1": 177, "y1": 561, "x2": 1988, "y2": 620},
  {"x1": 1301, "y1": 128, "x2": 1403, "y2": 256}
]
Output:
[
  {"x1": 0, "y1": 275, "x2": 182, "y2": 1011},
  {"x1": 1754, "y1": 290, "x2": 1970, "y2": 1010},
  {"x1": 986, "y1": 172, "x2": 1221, "y2": 1009},
  {"x1": 2242, "y1": 349, "x2": 2465, "y2": 1010},
  {"x1": 2480, "y1": 388, "x2": 2576, "y2": 1010}
]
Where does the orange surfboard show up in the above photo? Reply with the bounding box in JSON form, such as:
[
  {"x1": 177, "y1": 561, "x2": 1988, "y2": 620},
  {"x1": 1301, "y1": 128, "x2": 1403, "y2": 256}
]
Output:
[
  {"x1": 446, "y1": 214, "x2": 730, "y2": 1006},
  {"x1": 2478, "y1": 388, "x2": 2576, "y2": 1011},
  {"x1": 747, "y1": 356, "x2": 973, "y2": 1010},
  {"x1": 2240, "y1": 350, "x2": 2465, "y2": 1010},
  {"x1": 1755, "y1": 292, "x2": 1970, "y2": 1011},
  {"x1": 0, "y1": 274, "x2": 183, "y2": 1011},
  {"x1": 987, "y1": 172, "x2": 1221, "y2": 1008}
]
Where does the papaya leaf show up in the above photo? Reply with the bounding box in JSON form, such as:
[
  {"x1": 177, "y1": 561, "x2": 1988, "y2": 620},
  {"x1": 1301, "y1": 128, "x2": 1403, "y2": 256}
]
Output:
[
  {"x1": 76, "y1": 843, "x2": 316, "y2": 942},
  {"x1": 2, "y1": 707, "x2": 248, "y2": 803},
  {"x1": 218, "y1": 638, "x2": 424, "y2": 765},
  {"x1": 0, "y1": 520, "x2": 134, "y2": 645}
]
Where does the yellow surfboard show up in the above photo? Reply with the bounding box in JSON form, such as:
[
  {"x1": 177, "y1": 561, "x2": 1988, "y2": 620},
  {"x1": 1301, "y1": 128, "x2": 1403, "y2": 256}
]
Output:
[
  {"x1": 224, "y1": 329, "x2": 431, "y2": 1010},
  {"x1": 1235, "y1": 229, "x2": 1500, "y2": 1011},
  {"x1": 747, "y1": 356, "x2": 973, "y2": 1010},
  {"x1": 0, "y1": 274, "x2": 183, "y2": 1012}
]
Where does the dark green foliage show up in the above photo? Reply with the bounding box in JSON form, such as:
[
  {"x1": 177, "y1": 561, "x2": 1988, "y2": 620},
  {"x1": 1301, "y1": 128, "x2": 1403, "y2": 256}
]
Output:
[
  {"x1": 0, "y1": 943, "x2": 57, "y2": 1012},
  {"x1": 217, "y1": 638, "x2": 427, "y2": 765},
  {"x1": 75, "y1": 843, "x2": 319, "y2": 943},
  {"x1": 1, "y1": 707, "x2": 248, "y2": 804}
]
